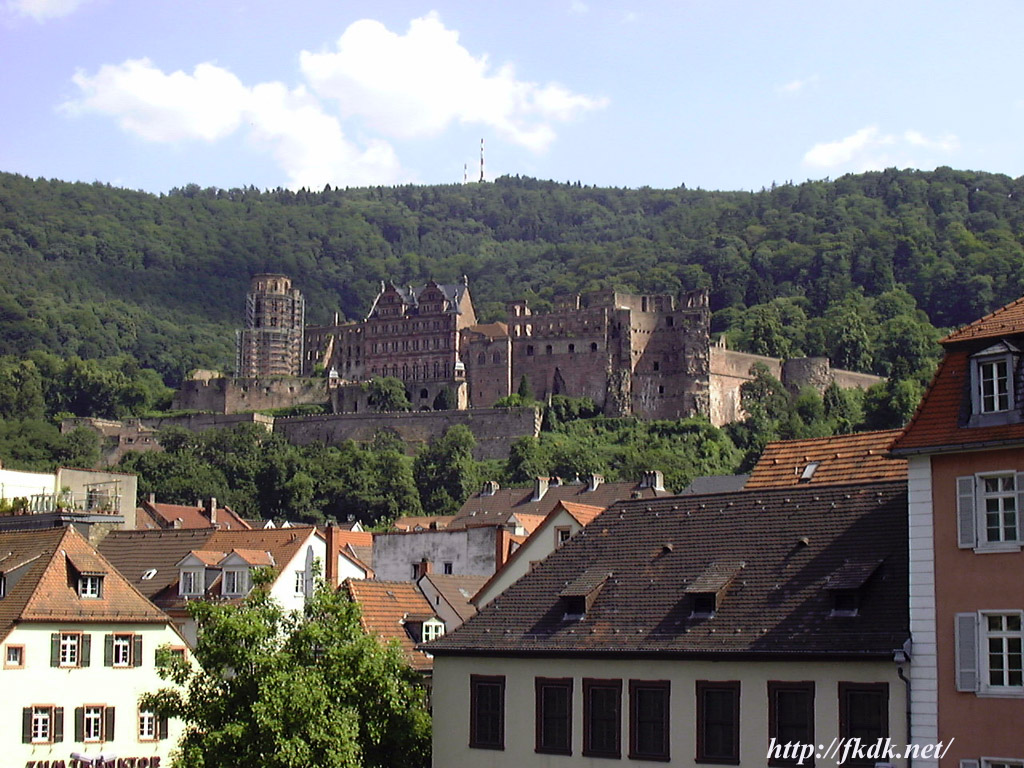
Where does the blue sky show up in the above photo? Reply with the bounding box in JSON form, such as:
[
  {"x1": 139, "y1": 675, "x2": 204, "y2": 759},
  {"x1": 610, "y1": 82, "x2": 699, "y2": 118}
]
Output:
[{"x1": 2, "y1": 0, "x2": 1022, "y2": 194}]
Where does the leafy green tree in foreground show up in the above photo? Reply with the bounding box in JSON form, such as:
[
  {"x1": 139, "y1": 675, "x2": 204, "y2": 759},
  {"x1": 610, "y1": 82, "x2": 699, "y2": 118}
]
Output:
[
  {"x1": 143, "y1": 571, "x2": 431, "y2": 768},
  {"x1": 364, "y1": 376, "x2": 411, "y2": 412}
]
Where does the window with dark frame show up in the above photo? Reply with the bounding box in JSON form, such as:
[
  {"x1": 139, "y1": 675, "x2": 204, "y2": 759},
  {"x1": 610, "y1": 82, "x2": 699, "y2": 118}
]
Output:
[
  {"x1": 583, "y1": 678, "x2": 622, "y2": 758},
  {"x1": 630, "y1": 679, "x2": 670, "y2": 761},
  {"x1": 768, "y1": 682, "x2": 814, "y2": 766},
  {"x1": 696, "y1": 680, "x2": 740, "y2": 764},
  {"x1": 838, "y1": 682, "x2": 888, "y2": 767},
  {"x1": 469, "y1": 675, "x2": 505, "y2": 750},
  {"x1": 535, "y1": 677, "x2": 572, "y2": 755}
]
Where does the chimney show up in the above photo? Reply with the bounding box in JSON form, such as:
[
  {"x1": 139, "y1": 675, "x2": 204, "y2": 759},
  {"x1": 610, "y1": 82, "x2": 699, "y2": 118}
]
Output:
[
  {"x1": 587, "y1": 474, "x2": 605, "y2": 492},
  {"x1": 148, "y1": 493, "x2": 155, "y2": 504},
  {"x1": 172, "y1": 518, "x2": 183, "y2": 529},
  {"x1": 206, "y1": 498, "x2": 217, "y2": 525},
  {"x1": 641, "y1": 470, "x2": 665, "y2": 492},
  {"x1": 482, "y1": 480, "x2": 500, "y2": 497},
  {"x1": 414, "y1": 557, "x2": 433, "y2": 580},
  {"x1": 532, "y1": 476, "x2": 550, "y2": 502},
  {"x1": 325, "y1": 524, "x2": 340, "y2": 587}
]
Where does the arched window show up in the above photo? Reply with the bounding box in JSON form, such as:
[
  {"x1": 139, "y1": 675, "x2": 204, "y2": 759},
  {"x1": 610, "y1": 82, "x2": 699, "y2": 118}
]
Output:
[
  {"x1": 591, "y1": 342, "x2": 598, "y2": 352},
  {"x1": 478, "y1": 352, "x2": 486, "y2": 364}
]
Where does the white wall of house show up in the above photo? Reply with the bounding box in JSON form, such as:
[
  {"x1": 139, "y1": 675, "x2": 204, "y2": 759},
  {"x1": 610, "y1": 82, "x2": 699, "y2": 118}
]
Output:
[
  {"x1": 373, "y1": 527, "x2": 497, "y2": 581},
  {"x1": 3, "y1": 621, "x2": 186, "y2": 767},
  {"x1": 475, "y1": 510, "x2": 583, "y2": 608},
  {"x1": 0, "y1": 469, "x2": 55, "y2": 500},
  {"x1": 432, "y1": 655, "x2": 909, "y2": 768}
]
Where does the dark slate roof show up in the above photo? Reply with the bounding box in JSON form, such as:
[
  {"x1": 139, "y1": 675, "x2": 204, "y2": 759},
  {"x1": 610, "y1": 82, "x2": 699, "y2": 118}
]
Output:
[
  {"x1": 98, "y1": 528, "x2": 216, "y2": 605},
  {"x1": 679, "y1": 474, "x2": 750, "y2": 495},
  {"x1": 427, "y1": 480, "x2": 908, "y2": 659}
]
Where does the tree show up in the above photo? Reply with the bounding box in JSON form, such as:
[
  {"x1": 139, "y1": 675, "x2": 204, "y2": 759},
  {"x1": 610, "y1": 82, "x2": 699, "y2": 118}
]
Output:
[
  {"x1": 364, "y1": 377, "x2": 411, "y2": 413},
  {"x1": 413, "y1": 425, "x2": 478, "y2": 515},
  {"x1": 142, "y1": 571, "x2": 430, "y2": 768},
  {"x1": 432, "y1": 386, "x2": 457, "y2": 411},
  {"x1": 516, "y1": 374, "x2": 534, "y2": 401}
]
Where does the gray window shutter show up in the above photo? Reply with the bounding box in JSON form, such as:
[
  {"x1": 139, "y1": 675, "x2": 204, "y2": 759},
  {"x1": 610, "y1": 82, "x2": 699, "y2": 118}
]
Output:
[
  {"x1": 74, "y1": 707, "x2": 84, "y2": 742},
  {"x1": 54, "y1": 707, "x2": 64, "y2": 743},
  {"x1": 960, "y1": 761, "x2": 979, "y2": 768},
  {"x1": 955, "y1": 612, "x2": 979, "y2": 692},
  {"x1": 104, "y1": 706, "x2": 115, "y2": 741},
  {"x1": 133, "y1": 634, "x2": 144, "y2": 667},
  {"x1": 104, "y1": 634, "x2": 113, "y2": 666},
  {"x1": 957, "y1": 476, "x2": 977, "y2": 548},
  {"x1": 50, "y1": 633, "x2": 59, "y2": 667},
  {"x1": 80, "y1": 633, "x2": 91, "y2": 667},
  {"x1": 22, "y1": 708, "x2": 31, "y2": 743},
  {"x1": 158, "y1": 716, "x2": 169, "y2": 740}
]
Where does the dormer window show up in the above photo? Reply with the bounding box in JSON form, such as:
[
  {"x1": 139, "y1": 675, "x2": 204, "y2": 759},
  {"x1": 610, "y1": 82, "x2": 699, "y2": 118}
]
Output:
[
  {"x1": 78, "y1": 574, "x2": 103, "y2": 598},
  {"x1": 559, "y1": 571, "x2": 609, "y2": 620},
  {"x1": 690, "y1": 592, "x2": 717, "y2": 617},
  {"x1": 222, "y1": 568, "x2": 250, "y2": 597},
  {"x1": 422, "y1": 618, "x2": 445, "y2": 642},
  {"x1": 831, "y1": 589, "x2": 860, "y2": 616},
  {"x1": 180, "y1": 568, "x2": 203, "y2": 596},
  {"x1": 969, "y1": 341, "x2": 1021, "y2": 426},
  {"x1": 826, "y1": 557, "x2": 883, "y2": 617}
]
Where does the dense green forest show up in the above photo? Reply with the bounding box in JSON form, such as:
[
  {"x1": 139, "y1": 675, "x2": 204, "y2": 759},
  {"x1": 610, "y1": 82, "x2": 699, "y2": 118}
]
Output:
[
  {"x1": 1, "y1": 166, "x2": 1020, "y2": 385},
  {"x1": 1, "y1": 166, "x2": 1020, "y2": 520}
]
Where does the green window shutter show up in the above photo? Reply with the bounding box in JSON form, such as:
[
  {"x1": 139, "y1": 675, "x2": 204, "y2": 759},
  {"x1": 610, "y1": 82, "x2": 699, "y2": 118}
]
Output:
[
  {"x1": 80, "y1": 633, "x2": 91, "y2": 667},
  {"x1": 22, "y1": 708, "x2": 31, "y2": 744},
  {"x1": 104, "y1": 634, "x2": 113, "y2": 666},
  {"x1": 957, "y1": 476, "x2": 977, "y2": 548},
  {"x1": 133, "y1": 635, "x2": 144, "y2": 667},
  {"x1": 50, "y1": 633, "x2": 59, "y2": 667},
  {"x1": 955, "y1": 612, "x2": 979, "y2": 692},
  {"x1": 104, "y1": 707, "x2": 115, "y2": 741},
  {"x1": 74, "y1": 707, "x2": 84, "y2": 743},
  {"x1": 54, "y1": 707, "x2": 64, "y2": 743}
]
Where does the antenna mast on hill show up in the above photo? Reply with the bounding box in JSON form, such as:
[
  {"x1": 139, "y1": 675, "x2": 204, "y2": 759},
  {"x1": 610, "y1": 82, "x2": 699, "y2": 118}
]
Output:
[
  {"x1": 463, "y1": 163, "x2": 468, "y2": 184},
  {"x1": 479, "y1": 138, "x2": 485, "y2": 183}
]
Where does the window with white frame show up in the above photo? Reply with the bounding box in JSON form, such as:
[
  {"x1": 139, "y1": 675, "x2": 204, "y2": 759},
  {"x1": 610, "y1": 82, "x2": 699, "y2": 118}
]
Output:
[
  {"x1": 6, "y1": 644, "x2": 24, "y2": 667},
  {"x1": 969, "y1": 342, "x2": 1020, "y2": 425},
  {"x1": 31, "y1": 706, "x2": 54, "y2": 742},
  {"x1": 983, "y1": 761, "x2": 1024, "y2": 768},
  {"x1": 78, "y1": 574, "x2": 103, "y2": 598},
  {"x1": 956, "y1": 611, "x2": 1024, "y2": 695},
  {"x1": 223, "y1": 568, "x2": 249, "y2": 596},
  {"x1": 107, "y1": 633, "x2": 137, "y2": 667},
  {"x1": 180, "y1": 568, "x2": 203, "y2": 596},
  {"x1": 83, "y1": 706, "x2": 104, "y2": 741},
  {"x1": 60, "y1": 633, "x2": 80, "y2": 666},
  {"x1": 139, "y1": 709, "x2": 157, "y2": 741},
  {"x1": 294, "y1": 570, "x2": 305, "y2": 595},
  {"x1": 422, "y1": 618, "x2": 445, "y2": 642},
  {"x1": 956, "y1": 472, "x2": 1024, "y2": 551}
]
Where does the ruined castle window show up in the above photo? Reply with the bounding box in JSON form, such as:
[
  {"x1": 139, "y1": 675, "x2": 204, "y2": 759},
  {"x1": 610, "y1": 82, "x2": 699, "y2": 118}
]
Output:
[
  {"x1": 420, "y1": 389, "x2": 429, "y2": 399},
  {"x1": 666, "y1": 316, "x2": 675, "y2": 327},
  {"x1": 413, "y1": 339, "x2": 419, "y2": 350},
  {"x1": 493, "y1": 353, "x2": 501, "y2": 364},
  {"x1": 659, "y1": 386, "x2": 665, "y2": 395},
  {"x1": 478, "y1": 353, "x2": 486, "y2": 364},
  {"x1": 569, "y1": 344, "x2": 575, "y2": 353},
  {"x1": 653, "y1": 362, "x2": 660, "y2": 372},
  {"x1": 546, "y1": 345, "x2": 553, "y2": 355},
  {"x1": 413, "y1": 364, "x2": 419, "y2": 378},
  {"x1": 591, "y1": 343, "x2": 598, "y2": 352},
  {"x1": 527, "y1": 345, "x2": 535, "y2": 357},
  {"x1": 434, "y1": 362, "x2": 441, "y2": 378}
]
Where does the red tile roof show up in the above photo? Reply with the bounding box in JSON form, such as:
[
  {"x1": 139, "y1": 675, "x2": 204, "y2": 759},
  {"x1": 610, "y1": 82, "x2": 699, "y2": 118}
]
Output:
[
  {"x1": 429, "y1": 480, "x2": 909, "y2": 658},
  {"x1": 343, "y1": 579, "x2": 436, "y2": 671},
  {"x1": 558, "y1": 501, "x2": 604, "y2": 526},
  {"x1": 420, "y1": 573, "x2": 488, "y2": 623},
  {"x1": 0, "y1": 527, "x2": 169, "y2": 641},
  {"x1": 138, "y1": 499, "x2": 252, "y2": 531},
  {"x1": 746, "y1": 430, "x2": 906, "y2": 488},
  {"x1": 392, "y1": 515, "x2": 455, "y2": 532}
]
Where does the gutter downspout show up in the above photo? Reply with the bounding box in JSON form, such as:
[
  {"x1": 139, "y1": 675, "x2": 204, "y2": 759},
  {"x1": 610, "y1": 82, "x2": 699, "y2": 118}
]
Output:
[{"x1": 897, "y1": 663, "x2": 912, "y2": 768}]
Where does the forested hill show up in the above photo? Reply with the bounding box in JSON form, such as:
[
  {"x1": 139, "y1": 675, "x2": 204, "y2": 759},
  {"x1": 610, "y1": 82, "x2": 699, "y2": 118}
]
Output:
[{"x1": 2, "y1": 167, "x2": 1022, "y2": 385}]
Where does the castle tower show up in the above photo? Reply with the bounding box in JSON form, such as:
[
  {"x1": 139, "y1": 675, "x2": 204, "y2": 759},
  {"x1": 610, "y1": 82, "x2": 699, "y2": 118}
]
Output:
[{"x1": 236, "y1": 273, "x2": 305, "y2": 378}]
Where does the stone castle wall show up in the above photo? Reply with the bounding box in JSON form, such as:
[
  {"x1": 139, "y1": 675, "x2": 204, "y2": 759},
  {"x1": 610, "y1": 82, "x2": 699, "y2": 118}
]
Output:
[
  {"x1": 273, "y1": 406, "x2": 542, "y2": 461},
  {"x1": 172, "y1": 376, "x2": 329, "y2": 414}
]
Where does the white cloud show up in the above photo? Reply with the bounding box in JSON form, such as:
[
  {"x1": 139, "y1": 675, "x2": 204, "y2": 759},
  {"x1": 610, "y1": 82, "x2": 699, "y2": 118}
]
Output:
[
  {"x1": 777, "y1": 75, "x2": 819, "y2": 95},
  {"x1": 63, "y1": 58, "x2": 405, "y2": 189},
  {"x1": 300, "y1": 12, "x2": 608, "y2": 152},
  {"x1": 803, "y1": 125, "x2": 960, "y2": 173},
  {"x1": 7, "y1": 0, "x2": 91, "y2": 21}
]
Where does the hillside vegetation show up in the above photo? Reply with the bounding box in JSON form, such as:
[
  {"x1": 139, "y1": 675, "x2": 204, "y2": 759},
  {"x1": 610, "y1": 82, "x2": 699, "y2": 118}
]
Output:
[{"x1": 2, "y1": 167, "x2": 1021, "y2": 386}]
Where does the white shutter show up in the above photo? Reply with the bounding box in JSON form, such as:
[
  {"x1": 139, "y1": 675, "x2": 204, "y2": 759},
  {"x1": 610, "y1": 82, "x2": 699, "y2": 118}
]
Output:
[
  {"x1": 957, "y1": 476, "x2": 977, "y2": 549},
  {"x1": 1016, "y1": 472, "x2": 1024, "y2": 542},
  {"x1": 955, "y1": 612, "x2": 979, "y2": 692}
]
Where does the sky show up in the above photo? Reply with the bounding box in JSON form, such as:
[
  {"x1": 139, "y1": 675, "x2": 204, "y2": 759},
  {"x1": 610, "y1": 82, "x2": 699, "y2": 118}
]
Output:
[{"x1": 2, "y1": 0, "x2": 1023, "y2": 194}]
